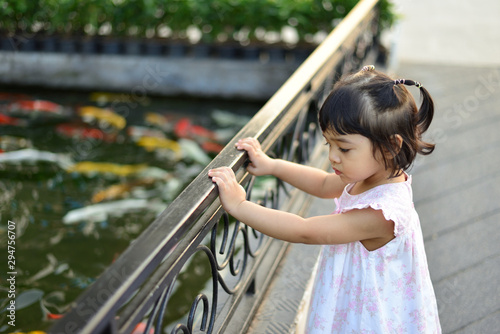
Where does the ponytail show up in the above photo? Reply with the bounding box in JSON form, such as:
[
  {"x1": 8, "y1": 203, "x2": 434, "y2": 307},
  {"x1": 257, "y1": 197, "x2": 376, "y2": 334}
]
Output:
[
  {"x1": 416, "y1": 86, "x2": 435, "y2": 155},
  {"x1": 393, "y1": 79, "x2": 435, "y2": 155}
]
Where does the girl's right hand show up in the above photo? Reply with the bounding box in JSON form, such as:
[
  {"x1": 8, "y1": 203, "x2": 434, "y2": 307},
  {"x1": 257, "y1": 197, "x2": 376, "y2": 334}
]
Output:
[{"x1": 236, "y1": 138, "x2": 275, "y2": 176}]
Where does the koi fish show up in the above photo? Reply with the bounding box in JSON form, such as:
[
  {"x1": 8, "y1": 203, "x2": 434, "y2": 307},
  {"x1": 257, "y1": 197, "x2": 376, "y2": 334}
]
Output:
[
  {"x1": 127, "y1": 125, "x2": 166, "y2": 142},
  {"x1": 6, "y1": 289, "x2": 44, "y2": 312},
  {"x1": 40, "y1": 291, "x2": 70, "y2": 322},
  {"x1": 62, "y1": 198, "x2": 165, "y2": 224},
  {"x1": 56, "y1": 123, "x2": 115, "y2": 142},
  {"x1": 0, "y1": 92, "x2": 31, "y2": 101},
  {"x1": 136, "y1": 136, "x2": 181, "y2": 153},
  {"x1": 179, "y1": 138, "x2": 212, "y2": 165},
  {"x1": 46, "y1": 313, "x2": 64, "y2": 320},
  {"x1": 1, "y1": 100, "x2": 73, "y2": 125},
  {"x1": 78, "y1": 106, "x2": 126, "y2": 130},
  {"x1": 6, "y1": 100, "x2": 63, "y2": 114},
  {"x1": 132, "y1": 322, "x2": 154, "y2": 334},
  {"x1": 211, "y1": 109, "x2": 251, "y2": 128},
  {"x1": 91, "y1": 178, "x2": 158, "y2": 203},
  {"x1": 0, "y1": 135, "x2": 32, "y2": 151},
  {"x1": 0, "y1": 148, "x2": 74, "y2": 170},
  {"x1": 144, "y1": 112, "x2": 173, "y2": 132},
  {"x1": 201, "y1": 141, "x2": 224, "y2": 154},
  {"x1": 89, "y1": 91, "x2": 143, "y2": 104},
  {"x1": 174, "y1": 118, "x2": 218, "y2": 142},
  {"x1": 0, "y1": 113, "x2": 27, "y2": 126},
  {"x1": 67, "y1": 162, "x2": 148, "y2": 177}
]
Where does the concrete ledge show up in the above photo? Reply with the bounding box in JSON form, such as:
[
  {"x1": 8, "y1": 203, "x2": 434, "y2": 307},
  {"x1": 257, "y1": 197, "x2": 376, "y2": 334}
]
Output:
[{"x1": 0, "y1": 52, "x2": 301, "y2": 100}]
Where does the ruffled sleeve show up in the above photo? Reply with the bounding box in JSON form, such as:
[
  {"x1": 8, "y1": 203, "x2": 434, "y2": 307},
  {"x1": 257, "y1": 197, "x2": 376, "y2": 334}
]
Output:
[{"x1": 335, "y1": 180, "x2": 414, "y2": 237}]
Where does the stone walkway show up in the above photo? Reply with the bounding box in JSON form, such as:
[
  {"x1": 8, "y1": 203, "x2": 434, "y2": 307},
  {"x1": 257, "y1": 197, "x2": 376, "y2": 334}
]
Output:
[{"x1": 399, "y1": 63, "x2": 500, "y2": 333}]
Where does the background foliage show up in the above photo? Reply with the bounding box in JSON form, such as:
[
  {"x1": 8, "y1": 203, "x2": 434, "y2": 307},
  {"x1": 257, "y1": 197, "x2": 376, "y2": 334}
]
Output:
[{"x1": 0, "y1": 0, "x2": 395, "y2": 45}]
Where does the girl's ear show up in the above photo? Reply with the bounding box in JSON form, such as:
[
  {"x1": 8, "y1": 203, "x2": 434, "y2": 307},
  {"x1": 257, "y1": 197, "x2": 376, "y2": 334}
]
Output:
[
  {"x1": 382, "y1": 134, "x2": 403, "y2": 159},
  {"x1": 391, "y1": 134, "x2": 403, "y2": 154}
]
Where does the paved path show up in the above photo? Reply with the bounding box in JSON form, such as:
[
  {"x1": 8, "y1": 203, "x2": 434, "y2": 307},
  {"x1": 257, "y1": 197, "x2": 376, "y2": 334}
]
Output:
[
  {"x1": 392, "y1": 2, "x2": 500, "y2": 331},
  {"x1": 399, "y1": 63, "x2": 500, "y2": 333}
]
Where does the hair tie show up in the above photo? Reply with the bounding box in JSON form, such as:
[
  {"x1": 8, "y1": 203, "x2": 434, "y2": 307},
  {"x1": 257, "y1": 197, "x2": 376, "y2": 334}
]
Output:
[
  {"x1": 361, "y1": 65, "x2": 375, "y2": 72},
  {"x1": 394, "y1": 78, "x2": 423, "y2": 89}
]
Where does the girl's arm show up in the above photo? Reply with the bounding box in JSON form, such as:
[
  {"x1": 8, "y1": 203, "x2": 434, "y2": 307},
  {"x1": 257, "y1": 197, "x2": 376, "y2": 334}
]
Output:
[
  {"x1": 208, "y1": 167, "x2": 394, "y2": 245},
  {"x1": 236, "y1": 138, "x2": 345, "y2": 199}
]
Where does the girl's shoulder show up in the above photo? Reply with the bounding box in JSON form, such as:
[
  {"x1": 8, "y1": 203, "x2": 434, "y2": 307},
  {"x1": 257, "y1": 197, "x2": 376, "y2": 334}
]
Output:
[{"x1": 336, "y1": 175, "x2": 415, "y2": 236}]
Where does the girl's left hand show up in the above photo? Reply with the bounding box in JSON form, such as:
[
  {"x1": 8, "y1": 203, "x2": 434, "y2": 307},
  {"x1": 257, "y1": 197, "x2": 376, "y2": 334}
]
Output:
[{"x1": 208, "y1": 167, "x2": 246, "y2": 215}]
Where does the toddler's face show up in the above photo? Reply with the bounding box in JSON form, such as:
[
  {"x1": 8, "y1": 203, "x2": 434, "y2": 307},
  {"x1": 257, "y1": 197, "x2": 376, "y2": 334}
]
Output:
[{"x1": 323, "y1": 130, "x2": 388, "y2": 186}]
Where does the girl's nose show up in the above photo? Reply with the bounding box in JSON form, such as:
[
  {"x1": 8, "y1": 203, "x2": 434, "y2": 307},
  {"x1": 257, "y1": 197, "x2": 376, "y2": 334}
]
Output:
[{"x1": 329, "y1": 150, "x2": 341, "y2": 164}]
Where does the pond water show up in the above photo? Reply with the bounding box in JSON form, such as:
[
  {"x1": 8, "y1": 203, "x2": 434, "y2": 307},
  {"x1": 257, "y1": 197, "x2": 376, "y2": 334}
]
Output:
[{"x1": 0, "y1": 87, "x2": 262, "y2": 333}]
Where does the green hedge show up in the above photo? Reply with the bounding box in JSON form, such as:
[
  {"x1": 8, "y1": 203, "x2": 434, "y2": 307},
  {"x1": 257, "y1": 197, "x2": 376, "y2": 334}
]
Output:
[{"x1": 0, "y1": 0, "x2": 395, "y2": 44}]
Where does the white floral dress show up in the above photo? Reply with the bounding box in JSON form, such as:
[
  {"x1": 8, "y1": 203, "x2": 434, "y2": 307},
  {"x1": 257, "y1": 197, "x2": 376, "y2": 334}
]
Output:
[{"x1": 305, "y1": 176, "x2": 441, "y2": 333}]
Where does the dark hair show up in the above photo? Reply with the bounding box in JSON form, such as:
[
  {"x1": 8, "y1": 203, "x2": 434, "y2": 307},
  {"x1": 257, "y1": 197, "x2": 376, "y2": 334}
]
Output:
[{"x1": 319, "y1": 67, "x2": 435, "y2": 178}]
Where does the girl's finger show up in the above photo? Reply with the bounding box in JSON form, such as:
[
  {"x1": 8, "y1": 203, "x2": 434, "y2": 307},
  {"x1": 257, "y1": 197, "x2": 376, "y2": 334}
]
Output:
[
  {"x1": 237, "y1": 138, "x2": 258, "y2": 150},
  {"x1": 209, "y1": 167, "x2": 235, "y2": 182}
]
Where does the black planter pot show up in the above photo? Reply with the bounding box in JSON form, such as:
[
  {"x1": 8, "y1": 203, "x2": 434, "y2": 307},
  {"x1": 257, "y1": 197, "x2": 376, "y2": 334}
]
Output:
[
  {"x1": 20, "y1": 37, "x2": 37, "y2": 52},
  {"x1": 124, "y1": 40, "x2": 143, "y2": 55},
  {"x1": 192, "y1": 43, "x2": 211, "y2": 58},
  {"x1": 0, "y1": 36, "x2": 16, "y2": 51},
  {"x1": 144, "y1": 41, "x2": 164, "y2": 56},
  {"x1": 242, "y1": 46, "x2": 261, "y2": 60},
  {"x1": 80, "y1": 38, "x2": 98, "y2": 54},
  {"x1": 59, "y1": 38, "x2": 78, "y2": 53},
  {"x1": 167, "y1": 43, "x2": 187, "y2": 58},
  {"x1": 99, "y1": 38, "x2": 122, "y2": 54},
  {"x1": 217, "y1": 45, "x2": 239, "y2": 59},
  {"x1": 39, "y1": 36, "x2": 58, "y2": 53},
  {"x1": 267, "y1": 47, "x2": 286, "y2": 63}
]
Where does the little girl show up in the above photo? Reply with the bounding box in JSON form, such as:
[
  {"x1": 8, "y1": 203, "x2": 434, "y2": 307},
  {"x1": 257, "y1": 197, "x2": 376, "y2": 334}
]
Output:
[{"x1": 208, "y1": 66, "x2": 441, "y2": 333}]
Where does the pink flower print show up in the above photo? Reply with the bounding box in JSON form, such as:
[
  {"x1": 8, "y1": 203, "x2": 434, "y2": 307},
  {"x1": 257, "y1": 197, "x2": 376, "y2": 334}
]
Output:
[
  {"x1": 312, "y1": 313, "x2": 327, "y2": 331},
  {"x1": 348, "y1": 298, "x2": 363, "y2": 314},
  {"x1": 405, "y1": 285, "x2": 416, "y2": 300},
  {"x1": 352, "y1": 253, "x2": 362, "y2": 269},
  {"x1": 319, "y1": 293, "x2": 327, "y2": 305},
  {"x1": 405, "y1": 271, "x2": 417, "y2": 286},
  {"x1": 334, "y1": 274, "x2": 346, "y2": 287},
  {"x1": 333, "y1": 244, "x2": 347, "y2": 255},
  {"x1": 375, "y1": 259, "x2": 386, "y2": 276},
  {"x1": 409, "y1": 309, "x2": 427, "y2": 332},
  {"x1": 366, "y1": 301, "x2": 378, "y2": 315},
  {"x1": 331, "y1": 309, "x2": 348, "y2": 331},
  {"x1": 404, "y1": 238, "x2": 413, "y2": 252},
  {"x1": 359, "y1": 330, "x2": 376, "y2": 334},
  {"x1": 393, "y1": 277, "x2": 404, "y2": 292}
]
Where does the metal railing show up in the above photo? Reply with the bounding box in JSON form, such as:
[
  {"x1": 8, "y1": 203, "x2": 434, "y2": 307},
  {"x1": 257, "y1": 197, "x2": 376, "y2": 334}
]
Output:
[{"x1": 49, "y1": 0, "x2": 380, "y2": 333}]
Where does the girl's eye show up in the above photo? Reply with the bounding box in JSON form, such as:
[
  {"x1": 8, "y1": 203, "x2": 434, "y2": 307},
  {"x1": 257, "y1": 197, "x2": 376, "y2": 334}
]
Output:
[
  {"x1": 339, "y1": 147, "x2": 350, "y2": 153},
  {"x1": 324, "y1": 141, "x2": 331, "y2": 147}
]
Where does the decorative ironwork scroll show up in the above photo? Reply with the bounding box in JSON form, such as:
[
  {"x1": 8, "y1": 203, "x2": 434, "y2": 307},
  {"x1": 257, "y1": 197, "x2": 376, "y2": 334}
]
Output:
[{"x1": 49, "y1": 0, "x2": 381, "y2": 333}]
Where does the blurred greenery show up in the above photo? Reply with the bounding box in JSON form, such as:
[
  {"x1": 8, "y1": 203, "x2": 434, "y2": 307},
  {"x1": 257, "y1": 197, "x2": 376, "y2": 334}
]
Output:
[{"x1": 0, "y1": 0, "x2": 395, "y2": 44}]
